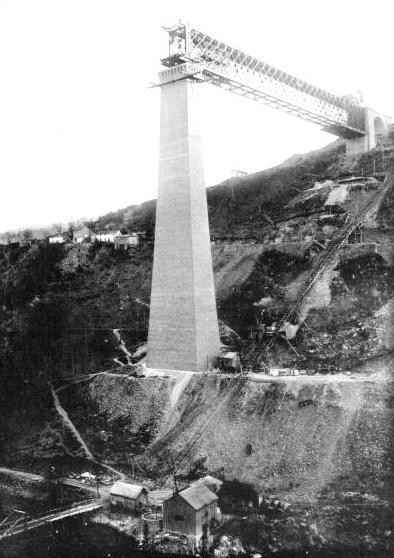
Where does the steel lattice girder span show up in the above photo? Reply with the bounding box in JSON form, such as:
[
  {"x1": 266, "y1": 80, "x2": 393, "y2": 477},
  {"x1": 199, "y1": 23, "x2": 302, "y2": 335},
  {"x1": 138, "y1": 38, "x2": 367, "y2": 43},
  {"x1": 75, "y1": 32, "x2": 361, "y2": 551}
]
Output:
[{"x1": 159, "y1": 23, "x2": 365, "y2": 140}]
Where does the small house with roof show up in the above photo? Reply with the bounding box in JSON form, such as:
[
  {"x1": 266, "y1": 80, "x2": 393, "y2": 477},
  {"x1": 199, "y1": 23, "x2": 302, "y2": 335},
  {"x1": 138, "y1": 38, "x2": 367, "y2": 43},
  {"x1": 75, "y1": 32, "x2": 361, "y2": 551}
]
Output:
[
  {"x1": 48, "y1": 232, "x2": 68, "y2": 244},
  {"x1": 109, "y1": 481, "x2": 148, "y2": 511},
  {"x1": 216, "y1": 352, "x2": 241, "y2": 373},
  {"x1": 73, "y1": 227, "x2": 92, "y2": 244},
  {"x1": 163, "y1": 485, "x2": 218, "y2": 539}
]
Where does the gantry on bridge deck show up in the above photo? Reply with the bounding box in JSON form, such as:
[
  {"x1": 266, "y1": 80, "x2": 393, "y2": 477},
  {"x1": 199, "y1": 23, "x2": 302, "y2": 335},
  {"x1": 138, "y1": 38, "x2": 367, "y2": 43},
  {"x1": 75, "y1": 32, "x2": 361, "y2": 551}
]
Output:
[{"x1": 158, "y1": 22, "x2": 366, "y2": 140}]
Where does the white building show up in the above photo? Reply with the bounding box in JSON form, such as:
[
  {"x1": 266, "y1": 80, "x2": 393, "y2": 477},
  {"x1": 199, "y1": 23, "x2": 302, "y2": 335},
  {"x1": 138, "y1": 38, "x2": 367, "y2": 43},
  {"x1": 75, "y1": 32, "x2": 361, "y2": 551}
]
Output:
[
  {"x1": 48, "y1": 233, "x2": 68, "y2": 244},
  {"x1": 114, "y1": 233, "x2": 139, "y2": 249},
  {"x1": 73, "y1": 227, "x2": 92, "y2": 243},
  {"x1": 95, "y1": 230, "x2": 121, "y2": 243}
]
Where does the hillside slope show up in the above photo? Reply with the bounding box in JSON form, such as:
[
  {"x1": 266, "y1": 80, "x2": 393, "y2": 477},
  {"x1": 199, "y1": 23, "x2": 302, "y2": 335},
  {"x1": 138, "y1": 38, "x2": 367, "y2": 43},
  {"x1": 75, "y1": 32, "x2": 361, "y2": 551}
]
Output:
[
  {"x1": 1, "y1": 142, "x2": 393, "y2": 408},
  {"x1": 39, "y1": 367, "x2": 394, "y2": 555},
  {"x1": 1, "y1": 139, "x2": 394, "y2": 555},
  {"x1": 90, "y1": 140, "x2": 346, "y2": 237}
]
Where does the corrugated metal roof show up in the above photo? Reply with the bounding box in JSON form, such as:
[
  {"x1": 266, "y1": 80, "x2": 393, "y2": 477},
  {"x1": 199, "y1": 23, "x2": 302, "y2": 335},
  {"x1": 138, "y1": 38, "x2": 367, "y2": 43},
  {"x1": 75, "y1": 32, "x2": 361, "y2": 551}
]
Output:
[
  {"x1": 178, "y1": 485, "x2": 218, "y2": 510},
  {"x1": 110, "y1": 482, "x2": 146, "y2": 499}
]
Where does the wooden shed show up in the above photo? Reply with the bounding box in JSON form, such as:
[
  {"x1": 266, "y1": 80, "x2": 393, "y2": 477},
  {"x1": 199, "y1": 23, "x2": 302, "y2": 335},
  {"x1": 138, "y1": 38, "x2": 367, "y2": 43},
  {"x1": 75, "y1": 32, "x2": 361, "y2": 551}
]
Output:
[
  {"x1": 109, "y1": 482, "x2": 148, "y2": 512},
  {"x1": 163, "y1": 485, "x2": 218, "y2": 539},
  {"x1": 216, "y1": 352, "x2": 241, "y2": 373}
]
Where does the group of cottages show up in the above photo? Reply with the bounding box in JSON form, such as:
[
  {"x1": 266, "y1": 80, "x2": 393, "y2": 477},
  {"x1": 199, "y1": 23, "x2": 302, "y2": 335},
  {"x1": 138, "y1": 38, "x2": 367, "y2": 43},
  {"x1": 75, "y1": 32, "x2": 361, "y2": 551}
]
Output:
[
  {"x1": 107, "y1": 475, "x2": 271, "y2": 548},
  {"x1": 48, "y1": 228, "x2": 140, "y2": 248},
  {"x1": 108, "y1": 476, "x2": 273, "y2": 548}
]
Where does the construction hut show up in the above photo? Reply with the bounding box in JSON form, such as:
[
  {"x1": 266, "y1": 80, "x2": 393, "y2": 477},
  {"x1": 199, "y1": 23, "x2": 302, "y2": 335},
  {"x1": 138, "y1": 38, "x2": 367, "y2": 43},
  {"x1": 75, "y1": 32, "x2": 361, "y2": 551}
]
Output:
[
  {"x1": 216, "y1": 352, "x2": 241, "y2": 373},
  {"x1": 110, "y1": 482, "x2": 148, "y2": 512},
  {"x1": 163, "y1": 485, "x2": 218, "y2": 539},
  {"x1": 348, "y1": 225, "x2": 364, "y2": 244},
  {"x1": 307, "y1": 239, "x2": 326, "y2": 259}
]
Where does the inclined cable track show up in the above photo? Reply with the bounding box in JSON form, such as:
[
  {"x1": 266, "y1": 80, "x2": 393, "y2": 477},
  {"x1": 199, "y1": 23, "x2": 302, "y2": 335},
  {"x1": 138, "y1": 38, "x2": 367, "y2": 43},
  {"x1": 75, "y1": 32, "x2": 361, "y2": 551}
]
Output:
[{"x1": 271, "y1": 173, "x2": 392, "y2": 343}]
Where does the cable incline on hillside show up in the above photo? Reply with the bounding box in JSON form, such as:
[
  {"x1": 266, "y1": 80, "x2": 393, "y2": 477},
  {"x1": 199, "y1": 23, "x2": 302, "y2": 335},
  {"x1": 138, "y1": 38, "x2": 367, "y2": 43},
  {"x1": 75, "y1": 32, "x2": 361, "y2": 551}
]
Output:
[{"x1": 273, "y1": 172, "x2": 393, "y2": 341}]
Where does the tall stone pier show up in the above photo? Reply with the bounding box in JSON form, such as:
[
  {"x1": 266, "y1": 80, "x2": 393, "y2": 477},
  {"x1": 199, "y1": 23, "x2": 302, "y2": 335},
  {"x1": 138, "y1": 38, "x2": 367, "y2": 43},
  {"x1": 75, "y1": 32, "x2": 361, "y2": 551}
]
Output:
[{"x1": 147, "y1": 75, "x2": 220, "y2": 371}]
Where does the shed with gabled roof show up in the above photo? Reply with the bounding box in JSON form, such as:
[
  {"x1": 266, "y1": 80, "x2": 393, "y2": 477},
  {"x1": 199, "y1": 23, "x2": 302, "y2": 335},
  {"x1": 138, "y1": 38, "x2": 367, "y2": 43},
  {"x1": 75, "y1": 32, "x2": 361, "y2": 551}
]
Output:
[
  {"x1": 110, "y1": 481, "x2": 148, "y2": 511},
  {"x1": 163, "y1": 485, "x2": 218, "y2": 539},
  {"x1": 216, "y1": 351, "x2": 241, "y2": 372}
]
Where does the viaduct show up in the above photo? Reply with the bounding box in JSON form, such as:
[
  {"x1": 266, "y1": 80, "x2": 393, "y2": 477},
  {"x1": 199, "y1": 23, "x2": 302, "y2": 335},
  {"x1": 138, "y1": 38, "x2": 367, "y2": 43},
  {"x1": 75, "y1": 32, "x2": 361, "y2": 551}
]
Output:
[{"x1": 146, "y1": 22, "x2": 392, "y2": 372}]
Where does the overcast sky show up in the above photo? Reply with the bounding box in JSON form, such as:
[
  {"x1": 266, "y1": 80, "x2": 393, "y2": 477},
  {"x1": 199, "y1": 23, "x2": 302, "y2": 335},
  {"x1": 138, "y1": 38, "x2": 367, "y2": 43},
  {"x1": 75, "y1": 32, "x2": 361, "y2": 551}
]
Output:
[{"x1": 0, "y1": 0, "x2": 393, "y2": 232}]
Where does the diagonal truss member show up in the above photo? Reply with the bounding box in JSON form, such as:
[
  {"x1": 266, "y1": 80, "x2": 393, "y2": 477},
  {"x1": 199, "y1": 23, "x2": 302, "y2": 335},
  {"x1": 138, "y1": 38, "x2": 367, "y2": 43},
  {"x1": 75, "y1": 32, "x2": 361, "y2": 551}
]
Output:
[{"x1": 158, "y1": 22, "x2": 366, "y2": 140}]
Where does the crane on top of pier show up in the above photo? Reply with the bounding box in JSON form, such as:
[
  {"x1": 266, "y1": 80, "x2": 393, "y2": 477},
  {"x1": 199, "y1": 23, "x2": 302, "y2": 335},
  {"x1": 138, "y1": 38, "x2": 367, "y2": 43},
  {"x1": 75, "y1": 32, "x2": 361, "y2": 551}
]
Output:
[{"x1": 157, "y1": 22, "x2": 391, "y2": 154}]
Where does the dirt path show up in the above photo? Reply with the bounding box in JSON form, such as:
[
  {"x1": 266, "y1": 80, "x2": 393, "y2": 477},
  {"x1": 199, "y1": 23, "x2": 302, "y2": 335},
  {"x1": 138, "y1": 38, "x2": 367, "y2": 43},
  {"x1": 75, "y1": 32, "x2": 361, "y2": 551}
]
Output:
[
  {"x1": 169, "y1": 371, "x2": 193, "y2": 411},
  {"x1": 113, "y1": 328, "x2": 132, "y2": 366},
  {"x1": 50, "y1": 383, "x2": 94, "y2": 460},
  {"x1": 0, "y1": 467, "x2": 97, "y2": 494},
  {"x1": 50, "y1": 383, "x2": 126, "y2": 481},
  {"x1": 245, "y1": 372, "x2": 387, "y2": 383}
]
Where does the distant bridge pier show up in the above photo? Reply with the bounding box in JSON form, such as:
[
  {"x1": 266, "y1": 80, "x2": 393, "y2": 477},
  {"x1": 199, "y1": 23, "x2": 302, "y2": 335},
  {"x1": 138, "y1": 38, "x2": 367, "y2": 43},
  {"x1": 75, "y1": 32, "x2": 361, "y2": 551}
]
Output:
[
  {"x1": 147, "y1": 68, "x2": 220, "y2": 372},
  {"x1": 346, "y1": 107, "x2": 392, "y2": 156}
]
